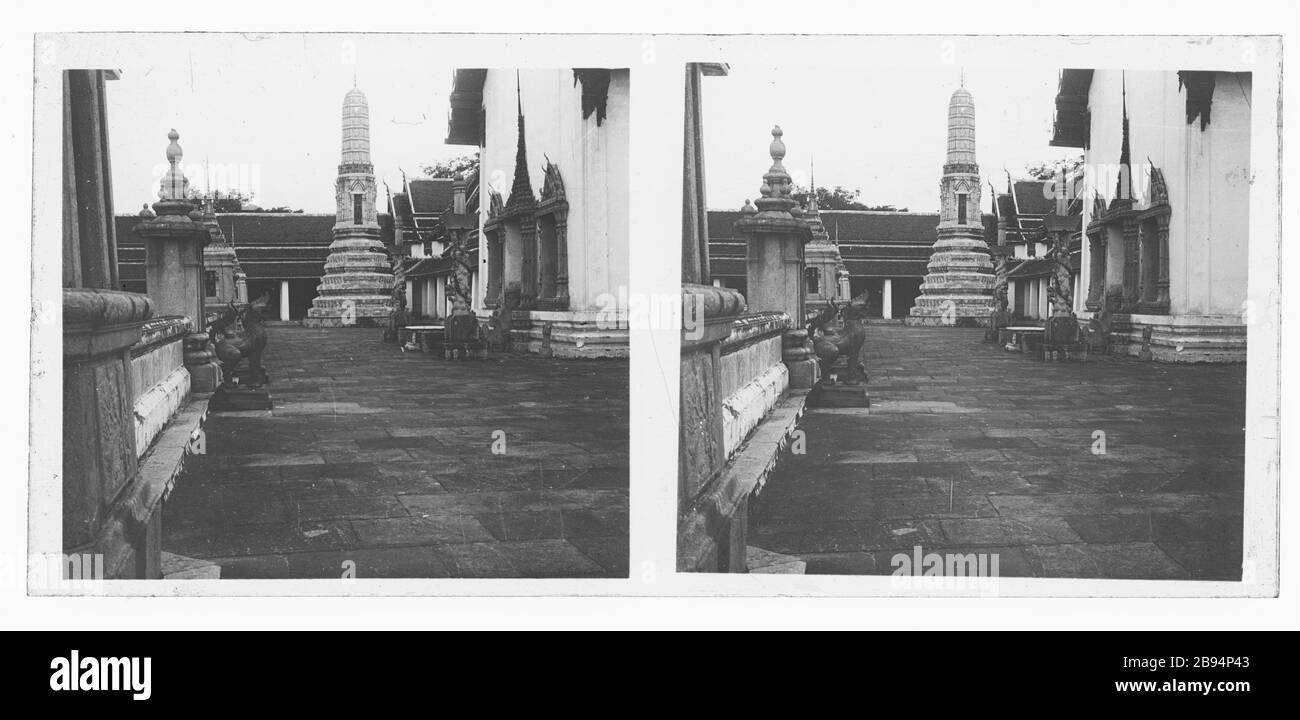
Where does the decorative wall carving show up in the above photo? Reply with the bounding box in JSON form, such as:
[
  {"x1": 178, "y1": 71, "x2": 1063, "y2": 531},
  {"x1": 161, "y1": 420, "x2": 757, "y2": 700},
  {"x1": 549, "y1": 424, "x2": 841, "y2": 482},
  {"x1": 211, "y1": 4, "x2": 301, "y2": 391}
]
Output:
[
  {"x1": 1136, "y1": 165, "x2": 1172, "y2": 313},
  {"x1": 536, "y1": 158, "x2": 570, "y2": 310}
]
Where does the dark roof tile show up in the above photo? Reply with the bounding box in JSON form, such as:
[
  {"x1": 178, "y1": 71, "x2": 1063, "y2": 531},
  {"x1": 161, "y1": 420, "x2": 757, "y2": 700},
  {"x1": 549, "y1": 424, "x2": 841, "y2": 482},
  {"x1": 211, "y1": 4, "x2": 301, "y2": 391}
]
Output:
[
  {"x1": 391, "y1": 193, "x2": 415, "y2": 227},
  {"x1": 1012, "y1": 179, "x2": 1057, "y2": 217},
  {"x1": 407, "y1": 178, "x2": 454, "y2": 215}
]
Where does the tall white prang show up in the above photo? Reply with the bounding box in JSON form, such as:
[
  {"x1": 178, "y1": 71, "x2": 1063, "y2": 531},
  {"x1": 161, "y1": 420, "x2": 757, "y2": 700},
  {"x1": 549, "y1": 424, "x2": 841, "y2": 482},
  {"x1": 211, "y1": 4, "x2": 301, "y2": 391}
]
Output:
[
  {"x1": 305, "y1": 86, "x2": 394, "y2": 327},
  {"x1": 907, "y1": 85, "x2": 997, "y2": 326}
]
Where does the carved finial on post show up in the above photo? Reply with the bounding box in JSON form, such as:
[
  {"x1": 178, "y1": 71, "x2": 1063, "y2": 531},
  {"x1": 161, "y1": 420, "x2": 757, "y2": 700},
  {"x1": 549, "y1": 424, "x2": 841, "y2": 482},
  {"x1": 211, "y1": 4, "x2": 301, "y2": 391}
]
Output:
[
  {"x1": 154, "y1": 129, "x2": 195, "y2": 217},
  {"x1": 755, "y1": 125, "x2": 798, "y2": 215}
]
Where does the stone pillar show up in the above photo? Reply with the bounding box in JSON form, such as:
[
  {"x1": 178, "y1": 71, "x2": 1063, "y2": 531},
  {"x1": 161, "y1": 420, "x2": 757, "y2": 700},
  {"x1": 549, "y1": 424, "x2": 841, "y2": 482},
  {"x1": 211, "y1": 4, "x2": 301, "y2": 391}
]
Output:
[
  {"x1": 280, "y1": 279, "x2": 291, "y2": 321},
  {"x1": 1154, "y1": 213, "x2": 1171, "y2": 311},
  {"x1": 733, "y1": 126, "x2": 817, "y2": 388},
  {"x1": 882, "y1": 278, "x2": 894, "y2": 319},
  {"x1": 235, "y1": 271, "x2": 248, "y2": 304},
  {"x1": 1137, "y1": 191, "x2": 1171, "y2": 315},
  {"x1": 134, "y1": 129, "x2": 221, "y2": 393},
  {"x1": 1084, "y1": 225, "x2": 1107, "y2": 312}
]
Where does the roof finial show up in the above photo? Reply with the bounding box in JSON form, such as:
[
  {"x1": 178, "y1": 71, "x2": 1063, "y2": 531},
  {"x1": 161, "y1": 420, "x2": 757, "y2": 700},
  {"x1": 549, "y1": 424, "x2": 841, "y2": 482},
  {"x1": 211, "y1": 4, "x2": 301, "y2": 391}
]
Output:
[
  {"x1": 960, "y1": 67, "x2": 964, "y2": 88},
  {"x1": 1115, "y1": 72, "x2": 1133, "y2": 203}
]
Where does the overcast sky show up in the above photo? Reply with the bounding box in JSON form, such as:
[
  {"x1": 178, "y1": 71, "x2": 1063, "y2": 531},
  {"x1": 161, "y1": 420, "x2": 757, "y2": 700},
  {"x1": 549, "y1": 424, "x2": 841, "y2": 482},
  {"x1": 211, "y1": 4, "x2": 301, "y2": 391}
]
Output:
[
  {"x1": 106, "y1": 35, "x2": 471, "y2": 214},
  {"x1": 700, "y1": 64, "x2": 1081, "y2": 213},
  {"x1": 102, "y1": 36, "x2": 1080, "y2": 217}
]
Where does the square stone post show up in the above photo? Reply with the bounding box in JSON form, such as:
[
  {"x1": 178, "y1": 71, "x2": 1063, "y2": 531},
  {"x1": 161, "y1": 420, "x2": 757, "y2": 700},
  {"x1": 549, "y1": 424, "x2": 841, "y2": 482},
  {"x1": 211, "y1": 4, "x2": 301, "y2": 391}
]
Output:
[
  {"x1": 134, "y1": 130, "x2": 222, "y2": 393},
  {"x1": 733, "y1": 126, "x2": 817, "y2": 389}
]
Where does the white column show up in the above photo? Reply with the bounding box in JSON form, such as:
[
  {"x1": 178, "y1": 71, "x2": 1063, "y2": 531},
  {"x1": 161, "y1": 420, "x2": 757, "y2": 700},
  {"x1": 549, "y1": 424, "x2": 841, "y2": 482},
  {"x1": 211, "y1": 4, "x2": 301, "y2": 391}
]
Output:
[
  {"x1": 882, "y1": 278, "x2": 894, "y2": 319},
  {"x1": 405, "y1": 280, "x2": 414, "y2": 312},
  {"x1": 279, "y1": 279, "x2": 290, "y2": 321}
]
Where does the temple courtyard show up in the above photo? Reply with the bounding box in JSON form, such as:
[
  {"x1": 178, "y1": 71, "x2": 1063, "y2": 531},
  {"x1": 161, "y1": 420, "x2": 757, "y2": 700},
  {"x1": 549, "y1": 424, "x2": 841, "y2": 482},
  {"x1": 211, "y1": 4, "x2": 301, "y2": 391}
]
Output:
[
  {"x1": 163, "y1": 325, "x2": 629, "y2": 579},
  {"x1": 751, "y1": 324, "x2": 1246, "y2": 580}
]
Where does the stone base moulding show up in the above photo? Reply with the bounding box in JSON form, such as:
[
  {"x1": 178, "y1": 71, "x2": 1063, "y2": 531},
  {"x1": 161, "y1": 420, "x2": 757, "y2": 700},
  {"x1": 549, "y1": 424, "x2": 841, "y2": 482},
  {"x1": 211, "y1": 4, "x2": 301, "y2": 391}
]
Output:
[
  {"x1": 496, "y1": 309, "x2": 630, "y2": 358},
  {"x1": 678, "y1": 390, "x2": 809, "y2": 573},
  {"x1": 1077, "y1": 311, "x2": 1247, "y2": 363},
  {"x1": 721, "y1": 363, "x2": 790, "y2": 460},
  {"x1": 66, "y1": 397, "x2": 209, "y2": 581}
]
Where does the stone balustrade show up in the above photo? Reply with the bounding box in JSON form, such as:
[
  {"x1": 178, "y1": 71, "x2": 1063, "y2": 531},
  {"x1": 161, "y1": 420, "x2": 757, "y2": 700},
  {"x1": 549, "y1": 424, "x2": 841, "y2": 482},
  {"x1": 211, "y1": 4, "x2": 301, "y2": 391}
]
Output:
[
  {"x1": 718, "y1": 311, "x2": 790, "y2": 458},
  {"x1": 130, "y1": 316, "x2": 192, "y2": 459}
]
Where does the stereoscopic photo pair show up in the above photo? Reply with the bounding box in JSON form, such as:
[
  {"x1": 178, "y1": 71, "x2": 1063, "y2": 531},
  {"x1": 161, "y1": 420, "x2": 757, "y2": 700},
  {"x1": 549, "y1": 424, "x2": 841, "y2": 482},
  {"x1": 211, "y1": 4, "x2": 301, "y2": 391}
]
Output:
[{"x1": 40, "y1": 34, "x2": 1278, "y2": 593}]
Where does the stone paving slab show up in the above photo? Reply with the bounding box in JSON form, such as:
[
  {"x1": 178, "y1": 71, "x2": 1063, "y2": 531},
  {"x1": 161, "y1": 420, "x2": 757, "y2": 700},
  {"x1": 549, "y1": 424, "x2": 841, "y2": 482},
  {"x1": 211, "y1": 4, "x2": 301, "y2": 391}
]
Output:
[
  {"x1": 751, "y1": 325, "x2": 1246, "y2": 581},
  {"x1": 164, "y1": 325, "x2": 629, "y2": 578}
]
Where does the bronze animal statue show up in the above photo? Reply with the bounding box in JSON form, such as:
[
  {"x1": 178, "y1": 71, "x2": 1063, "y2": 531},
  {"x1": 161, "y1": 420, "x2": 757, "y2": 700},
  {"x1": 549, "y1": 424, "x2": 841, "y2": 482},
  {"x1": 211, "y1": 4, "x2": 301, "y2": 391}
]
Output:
[
  {"x1": 809, "y1": 297, "x2": 868, "y2": 385},
  {"x1": 211, "y1": 291, "x2": 271, "y2": 387}
]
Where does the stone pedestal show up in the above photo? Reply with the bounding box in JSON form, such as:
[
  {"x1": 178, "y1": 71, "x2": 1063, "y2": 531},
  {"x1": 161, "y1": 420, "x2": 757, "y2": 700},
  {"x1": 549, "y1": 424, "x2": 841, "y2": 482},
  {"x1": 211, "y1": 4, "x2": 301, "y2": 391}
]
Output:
[
  {"x1": 781, "y1": 329, "x2": 819, "y2": 389},
  {"x1": 734, "y1": 128, "x2": 812, "y2": 324},
  {"x1": 734, "y1": 127, "x2": 816, "y2": 389},
  {"x1": 739, "y1": 212, "x2": 809, "y2": 324},
  {"x1": 182, "y1": 331, "x2": 222, "y2": 393},
  {"x1": 135, "y1": 132, "x2": 223, "y2": 392}
]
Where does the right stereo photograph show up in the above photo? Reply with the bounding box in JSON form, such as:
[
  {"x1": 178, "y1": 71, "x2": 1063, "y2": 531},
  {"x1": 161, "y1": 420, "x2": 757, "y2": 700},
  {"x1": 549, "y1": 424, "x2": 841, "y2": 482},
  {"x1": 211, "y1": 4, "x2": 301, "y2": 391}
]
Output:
[{"x1": 678, "y1": 58, "x2": 1258, "y2": 581}]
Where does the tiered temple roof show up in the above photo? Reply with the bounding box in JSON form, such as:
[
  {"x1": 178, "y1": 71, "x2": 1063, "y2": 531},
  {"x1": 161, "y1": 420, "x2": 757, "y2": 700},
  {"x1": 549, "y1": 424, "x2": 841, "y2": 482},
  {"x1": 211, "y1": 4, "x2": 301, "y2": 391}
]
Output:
[
  {"x1": 115, "y1": 212, "x2": 397, "y2": 287},
  {"x1": 706, "y1": 208, "x2": 997, "y2": 281}
]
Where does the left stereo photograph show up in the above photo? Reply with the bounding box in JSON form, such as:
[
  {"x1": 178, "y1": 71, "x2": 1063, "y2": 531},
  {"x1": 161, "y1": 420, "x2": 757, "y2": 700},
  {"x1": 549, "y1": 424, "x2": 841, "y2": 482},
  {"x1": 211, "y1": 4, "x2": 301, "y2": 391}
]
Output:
[{"x1": 40, "y1": 35, "x2": 630, "y2": 584}]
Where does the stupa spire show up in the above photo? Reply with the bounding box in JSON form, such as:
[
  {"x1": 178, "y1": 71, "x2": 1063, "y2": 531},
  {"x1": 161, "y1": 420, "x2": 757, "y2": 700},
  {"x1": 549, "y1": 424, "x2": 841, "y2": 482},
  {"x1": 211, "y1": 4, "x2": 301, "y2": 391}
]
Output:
[
  {"x1": 907, "y1": 83, "x2": 996, "y2": 326},
  {"x1": 1115, "y1": 74, "x2": 1133, "y2": 204},
  {"x1": 340, "y1": 86, "x2": 372, "y2": 168},
  {"x1": 505, "y1": 76, "x2": 535, "y2": 210},
  {"x1": 305, "y1": 85, "x2": 395, "y2": 327},
  {"x1": 945, "y1": 85, "x2": 977, "y2": 168}
]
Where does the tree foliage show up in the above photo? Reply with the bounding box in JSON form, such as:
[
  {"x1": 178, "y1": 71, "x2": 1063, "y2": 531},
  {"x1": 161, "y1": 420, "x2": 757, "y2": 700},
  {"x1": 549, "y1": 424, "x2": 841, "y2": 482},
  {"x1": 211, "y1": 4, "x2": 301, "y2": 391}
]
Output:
[
  {"x1": 421, "y1": 153, "x2": 480, "y2": 180},
  {"x1": 184, "y1": 188, "x2": 299, "y2": 213},
  {"x1": 790, "y1": 184, "x2": 907, "y2": 212},
  {"x1": 1025, "y1": 155, "x2": 1085, "y2": 181},
  {"x1": 187, "y1": 188, "x2": 252, "y2": 213}
]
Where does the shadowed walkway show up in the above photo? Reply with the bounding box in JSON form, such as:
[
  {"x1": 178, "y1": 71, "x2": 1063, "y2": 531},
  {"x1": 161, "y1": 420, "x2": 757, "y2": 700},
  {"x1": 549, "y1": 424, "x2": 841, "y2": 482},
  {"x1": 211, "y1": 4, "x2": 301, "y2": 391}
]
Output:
[
  {"x1": 165, "y1": 325, "x2": 629, "y2": 579},
  {"x1": 752, "y1": 324, "x2": 1246, "y2": 580}
]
